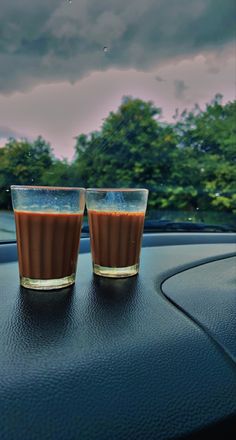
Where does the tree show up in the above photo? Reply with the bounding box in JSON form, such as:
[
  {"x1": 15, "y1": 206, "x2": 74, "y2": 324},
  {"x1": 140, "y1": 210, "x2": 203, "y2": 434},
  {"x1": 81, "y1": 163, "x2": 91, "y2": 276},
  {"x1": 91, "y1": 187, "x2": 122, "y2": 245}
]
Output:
[
  {"x1": 74, "y1": 96, "x2": 179, "y2": 209},
  {"x1": 0, "y1": 137, "x2": 54, "y2": 209},
  {"x1": 175, "y1": 96, "x2": 236, "y2": 213},
  {"x1": 42, "y1": 160, "x2": 76, "y2": 187},
  {"x1": 0, "y1": 96, "x2": 235, "y2": 217}
]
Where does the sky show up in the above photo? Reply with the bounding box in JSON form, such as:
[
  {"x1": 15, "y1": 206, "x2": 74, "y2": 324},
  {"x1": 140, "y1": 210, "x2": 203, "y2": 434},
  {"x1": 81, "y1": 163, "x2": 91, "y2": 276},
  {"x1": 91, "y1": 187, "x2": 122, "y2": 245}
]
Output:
[{"x1": 0, "y1": 0, "x2": 235, "y2": 159}]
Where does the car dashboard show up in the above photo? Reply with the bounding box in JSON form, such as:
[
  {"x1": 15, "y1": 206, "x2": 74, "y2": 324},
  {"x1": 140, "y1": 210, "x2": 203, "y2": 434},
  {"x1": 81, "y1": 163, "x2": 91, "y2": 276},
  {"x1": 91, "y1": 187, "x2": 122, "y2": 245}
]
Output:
[{"x1": 0, "y1": 233, "x2": 236, "y2": 439}]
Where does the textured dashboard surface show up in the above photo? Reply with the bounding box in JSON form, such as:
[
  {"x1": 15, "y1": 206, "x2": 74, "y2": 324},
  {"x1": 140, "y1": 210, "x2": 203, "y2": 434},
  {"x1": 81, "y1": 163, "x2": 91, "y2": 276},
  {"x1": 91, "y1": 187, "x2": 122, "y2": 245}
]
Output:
[
  {"x1": 0, "y1": 243, "x2": 236, "y2": 440},
  {"x1": 162, "y1": 256, "x2": 236, "y2": 362}
]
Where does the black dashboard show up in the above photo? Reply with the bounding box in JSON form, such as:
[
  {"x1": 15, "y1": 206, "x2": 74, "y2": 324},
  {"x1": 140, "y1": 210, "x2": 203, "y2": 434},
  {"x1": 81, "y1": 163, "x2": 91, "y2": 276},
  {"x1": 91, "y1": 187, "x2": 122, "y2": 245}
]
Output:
[{"x1": 0, "y1": 233, "x2": 236, "y2": 439}]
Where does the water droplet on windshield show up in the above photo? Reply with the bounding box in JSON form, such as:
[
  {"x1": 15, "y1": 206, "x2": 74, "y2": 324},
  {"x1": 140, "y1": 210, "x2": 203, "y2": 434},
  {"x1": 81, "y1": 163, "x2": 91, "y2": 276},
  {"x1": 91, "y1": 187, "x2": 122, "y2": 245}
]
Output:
[
  {"x1": 5, "y1": 189, "x2": 10, "y2": 192},
  {"x1": 188, "y1": 217, "x2": 192, "y2": 221},
  {"x1": 196, "y1": 207, "x2": 199, "y2": 211},
  {"x1": 67, "y1": 0, "x2": 72, "y2": 4},
  {"x1": 200, "y1": 167, "x2": 205, "y2": 173},
  {"x1": 215, "y1": 192, "x2": 220, "y2": 197},
  {"x1": 103, "y1": 46, "x2": 108, "y2": 53}
]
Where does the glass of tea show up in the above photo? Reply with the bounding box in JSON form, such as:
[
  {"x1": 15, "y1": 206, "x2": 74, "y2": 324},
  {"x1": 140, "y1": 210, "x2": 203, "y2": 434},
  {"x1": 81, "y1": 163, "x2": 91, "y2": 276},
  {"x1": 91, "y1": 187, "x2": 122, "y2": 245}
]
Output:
[
  {"x1": 86, "y1": 188, "x2": 148, "y2": 278},
  {"x1": 11, "y1": 186, "x2": 85, "y2": 290}
]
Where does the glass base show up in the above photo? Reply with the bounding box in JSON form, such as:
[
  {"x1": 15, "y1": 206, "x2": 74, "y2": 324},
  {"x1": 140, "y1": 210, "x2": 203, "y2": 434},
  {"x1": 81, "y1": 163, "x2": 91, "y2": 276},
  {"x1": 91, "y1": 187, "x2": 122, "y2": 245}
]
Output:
[
  {"x1": 20, "y1": 273, "x2": 75, "y2": 291},
  {"x1": 93, "y1": 263, "x2": 139, "y2": 278}
]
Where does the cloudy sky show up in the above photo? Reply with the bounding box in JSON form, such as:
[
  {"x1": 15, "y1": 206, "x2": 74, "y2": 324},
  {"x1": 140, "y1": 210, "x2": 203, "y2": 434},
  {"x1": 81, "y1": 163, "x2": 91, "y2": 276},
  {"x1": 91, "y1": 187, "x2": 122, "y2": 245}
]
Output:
[{"x1": 0, "y1": 0, "x2": 235, "y2": 159}]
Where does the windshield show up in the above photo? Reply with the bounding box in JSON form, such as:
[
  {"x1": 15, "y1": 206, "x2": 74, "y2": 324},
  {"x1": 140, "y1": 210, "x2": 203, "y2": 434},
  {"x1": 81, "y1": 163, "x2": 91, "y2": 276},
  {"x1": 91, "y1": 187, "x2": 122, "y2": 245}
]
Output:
[{"x1": 0, "y1": 0, "x2": 235, "y2": 240}]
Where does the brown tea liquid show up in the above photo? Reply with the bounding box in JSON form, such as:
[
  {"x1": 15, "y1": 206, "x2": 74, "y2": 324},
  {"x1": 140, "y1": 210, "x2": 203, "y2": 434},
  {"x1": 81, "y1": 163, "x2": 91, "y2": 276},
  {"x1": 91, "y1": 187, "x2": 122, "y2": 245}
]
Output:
[
  {"x1": 14, "y1": 210, "x2": 83, "y2": 279},
  {"x1": 88, "y1": 210, "x2": 145, "y2": 268}
]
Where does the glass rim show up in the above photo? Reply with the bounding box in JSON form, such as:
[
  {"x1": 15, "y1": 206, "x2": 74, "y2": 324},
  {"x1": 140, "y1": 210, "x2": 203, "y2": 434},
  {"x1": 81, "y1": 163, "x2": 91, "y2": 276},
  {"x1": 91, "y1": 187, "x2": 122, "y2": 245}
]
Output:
[
  {"x1": 86, "y1": 188, "x2": 149, "y2": 193},
  {"x1": 10, "y1": 185, "x2": 85, "y2": 191}
]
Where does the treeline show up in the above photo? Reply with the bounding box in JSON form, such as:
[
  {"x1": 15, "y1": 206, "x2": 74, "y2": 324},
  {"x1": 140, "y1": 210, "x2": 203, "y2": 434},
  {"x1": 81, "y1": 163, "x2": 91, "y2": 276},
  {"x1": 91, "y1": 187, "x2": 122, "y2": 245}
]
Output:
[{"x1": 0, "y1": 95, "x2": 236, "y2": 214}]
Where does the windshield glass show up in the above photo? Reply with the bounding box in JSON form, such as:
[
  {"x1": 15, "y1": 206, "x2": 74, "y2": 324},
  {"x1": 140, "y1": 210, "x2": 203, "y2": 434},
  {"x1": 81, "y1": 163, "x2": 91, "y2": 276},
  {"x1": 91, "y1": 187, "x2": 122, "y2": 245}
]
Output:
[{"x1": 0, "y1": 0, "x2": 235, "y2": 240}]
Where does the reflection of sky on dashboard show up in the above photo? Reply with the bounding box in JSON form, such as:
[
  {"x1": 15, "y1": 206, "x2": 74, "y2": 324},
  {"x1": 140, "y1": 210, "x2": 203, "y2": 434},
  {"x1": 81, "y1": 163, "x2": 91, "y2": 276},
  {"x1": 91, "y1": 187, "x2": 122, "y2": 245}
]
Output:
[{"x1": 0, "y1": 0, "x2": 235, "y2": 158}]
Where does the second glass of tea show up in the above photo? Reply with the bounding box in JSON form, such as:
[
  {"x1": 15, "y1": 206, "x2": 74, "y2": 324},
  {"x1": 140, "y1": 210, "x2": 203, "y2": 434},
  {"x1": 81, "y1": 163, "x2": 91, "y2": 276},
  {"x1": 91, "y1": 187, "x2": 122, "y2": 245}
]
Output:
[
  {"x1": 86, "y1": 188, "x2": 148, "y2": 278},
  {"x1": 11, "y1": 186, "x2": 85, "y2": 290}
]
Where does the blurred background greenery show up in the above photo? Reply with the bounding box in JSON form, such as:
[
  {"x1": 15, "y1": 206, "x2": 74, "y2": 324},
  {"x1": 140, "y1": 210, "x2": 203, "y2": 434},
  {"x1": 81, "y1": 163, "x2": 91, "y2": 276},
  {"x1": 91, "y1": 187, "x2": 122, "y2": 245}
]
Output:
[{"x1": 0, "y1": 94, "x2": 235, "y2": 227}]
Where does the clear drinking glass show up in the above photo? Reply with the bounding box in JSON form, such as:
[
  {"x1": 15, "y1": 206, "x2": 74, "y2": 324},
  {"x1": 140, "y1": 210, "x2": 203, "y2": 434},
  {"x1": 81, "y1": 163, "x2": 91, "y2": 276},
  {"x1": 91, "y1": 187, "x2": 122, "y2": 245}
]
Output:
[
  {"x1": 11, "y1": 186, "x2": 85, "y2": 290},
  {"x1": 86, "y1": 188, "x2": 148, "y2": 278}
]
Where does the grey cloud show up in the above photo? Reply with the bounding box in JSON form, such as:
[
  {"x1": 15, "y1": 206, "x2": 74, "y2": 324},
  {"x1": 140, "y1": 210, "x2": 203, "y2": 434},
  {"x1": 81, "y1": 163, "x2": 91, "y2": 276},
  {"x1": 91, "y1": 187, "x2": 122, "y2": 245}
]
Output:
[
  {"x1": 174, "y1": 80, "x2": 189, "y2": 100},
  {"x1": 204, "y1": 54, "x2": 221, "y2": 74},
  {"x1": 207, "y1": 66, "x2": 221, "y2": 74},
  {"x1": 0, "y1": 126, "x2": 25, "y2": 139},
  {"x1": 0, "y1": 0, "x2": 235, "y2": 93},
  {"x1": 155, "y1": 76, "x2": 165, "y2": 82}
]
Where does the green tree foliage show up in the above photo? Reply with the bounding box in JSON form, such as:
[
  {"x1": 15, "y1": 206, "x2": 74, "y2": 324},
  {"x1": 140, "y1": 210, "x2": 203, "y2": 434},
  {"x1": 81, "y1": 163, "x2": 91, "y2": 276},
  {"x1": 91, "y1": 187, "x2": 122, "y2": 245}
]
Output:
[
  {"x1": 74, "y1": 97, "x2": 179, "y2": 209},
  {"x1": 0, "y1": 136, "x2": 53, "y2": 208},
  {"x1": 0, "y1": 95, "x2": 235, "y2": 217},
  {"x1": 42, "y1": 160, "x2": 75, "y2": 187},
  {"x1": 175, "y1": 95, "x2": 236, "y2": 212},
  {"x1": 74, "y1": 96, "x2": 236, "y2": 214}
]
